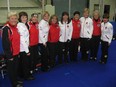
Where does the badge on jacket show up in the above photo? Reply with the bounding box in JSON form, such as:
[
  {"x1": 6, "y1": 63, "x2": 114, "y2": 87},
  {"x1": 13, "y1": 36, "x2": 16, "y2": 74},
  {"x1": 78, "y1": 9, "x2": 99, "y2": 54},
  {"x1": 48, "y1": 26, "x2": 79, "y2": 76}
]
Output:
[
  {"x1": 86, "y1": 22, "x2": 88, "y2": 24},
  {"x1": 67, "y1": 25, "x2": 69, "y2": 28},
  {"x1": 97, "y1": 24, "x2": 100, "y2": 27},
  {"x1": 78, "y1": 24, "x2": 81, "y2": 27},
  {"x1": 105, "y1": 27, "x2": 107, "y2": 29}
]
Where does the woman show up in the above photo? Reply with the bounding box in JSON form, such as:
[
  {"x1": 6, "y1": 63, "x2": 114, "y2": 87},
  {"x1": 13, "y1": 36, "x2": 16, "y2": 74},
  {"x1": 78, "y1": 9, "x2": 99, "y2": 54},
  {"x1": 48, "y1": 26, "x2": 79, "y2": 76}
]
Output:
[
  {"x1": 28, "y1": 13, "x2": 39, "y2": 73},
  {"x1": 69, "y1": 11, "x2": 81, "y2": 62},
  {"x1": 100, "y1": 14, "x2": 113, "y2": 64},
  {"x1": 48, "y1": 15, "x2": 60, "y2": 68},
  {"x1": 17, "y1": 12, "x2": 34, "y2": 80},
  {"x1": 38, "y1": 11, "x2": 50, "y2": 72},
  {"x1": 58, "y1": 12, "x2": 72, "y2": 64},
  {"x1": 2, "y1": 12, "x2": 22, "y2": 87},
  {"x1": 80, "y1": 8, "x2": 93, "y2": 61},
  {"x1": 90, "y1": 10, "x2": 101, "y2": 61}
]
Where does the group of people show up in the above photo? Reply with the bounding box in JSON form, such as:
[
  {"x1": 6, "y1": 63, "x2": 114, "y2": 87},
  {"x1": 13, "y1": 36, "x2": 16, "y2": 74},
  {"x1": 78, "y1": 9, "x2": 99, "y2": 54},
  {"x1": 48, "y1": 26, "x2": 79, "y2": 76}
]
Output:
[{"x1": 2, "y1": 8, "x2": 113, "y2": 87}]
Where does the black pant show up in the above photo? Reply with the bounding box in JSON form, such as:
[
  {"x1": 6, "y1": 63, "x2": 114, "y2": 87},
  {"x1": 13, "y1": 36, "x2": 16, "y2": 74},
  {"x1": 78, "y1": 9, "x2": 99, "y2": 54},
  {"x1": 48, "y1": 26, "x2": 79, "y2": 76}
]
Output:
[
  {"x1": 90, "y1": 36, "x2": 100, "y2": 59},
  {"x1": 48, "y1": 42, "x2": 58, "y2": 67},
  {"x1": 29, "y1": 45, "x2": 40, "y2": 70},
  {"x1": 100, "y1": 40, "x2": 109, "y2": 63},
  {"x1": 39, "y1": 44, "x2": 49, "y2": 70},
  {"x1": 80, "y1": 38, "x2": 90, "y2": 61},
  {"x1": 58, "y1": 42, "x2": 69, "y2": 63},
  {"x1": 7, "y1": 55, "x2": 19, "y2": 87},
  {"x1": 69, "y1": 38, "x2": 80, "y2": 61},
  {"x1": 19, "y1": 52, "x2": 31, "y2": 78}
]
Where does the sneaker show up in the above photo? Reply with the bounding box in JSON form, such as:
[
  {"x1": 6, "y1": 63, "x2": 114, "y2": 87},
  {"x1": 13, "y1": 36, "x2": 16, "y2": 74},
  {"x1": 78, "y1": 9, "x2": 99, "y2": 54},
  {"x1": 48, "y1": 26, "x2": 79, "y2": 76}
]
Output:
[
  {"x1": 99, "y1": 60, "x2": 106, "y2": 64},
  {"x1": 93, "y1": 57, "x2": 97, "y2": 61},
  {"x1": 25, "y1": 76, "x2": 35, "y2": 80},
  {"x1": 30, "y1": 70, "x2": 33, "y2": 74},
  {"x1": 16, "y1": 84, "x2": 23, "y2": 87},
  {"x1": 90, "y1": 57, "x2": 93, "y2": 60}
]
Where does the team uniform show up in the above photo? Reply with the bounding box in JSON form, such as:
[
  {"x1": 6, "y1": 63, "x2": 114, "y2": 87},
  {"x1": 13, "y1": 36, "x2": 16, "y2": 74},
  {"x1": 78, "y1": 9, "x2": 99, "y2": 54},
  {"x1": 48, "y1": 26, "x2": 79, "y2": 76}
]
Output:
[
  {"x1": 38, "y1": 19, "x2": 49, "y2": 71},
  {"x1": 90, "y1": 19, "x2": 101, "y2": 60},
  {"x1": 2, "y1": 22, "x2": 20, "y2": 87},
  {"x1": 28, "y1": 21, "x2": 39, "y2": 72},
  {"x1": 48, "y1": 23, "x2": 60, "y2": 67},
  {"x1": 100, "y1": 22, "x2": 113, "y2": 63},
  {"x1": 80, "y1": 17, "x2": 93, "y2": 61},
  {"x1": 58, "y1": 21, "x2": 73, "y2": 63},
  {"x1": 17, "y1": 22, "x2": 32, "y2": 79},
  {"x1": 69, "y1": 19, "x2": 81, "y2": 62}
]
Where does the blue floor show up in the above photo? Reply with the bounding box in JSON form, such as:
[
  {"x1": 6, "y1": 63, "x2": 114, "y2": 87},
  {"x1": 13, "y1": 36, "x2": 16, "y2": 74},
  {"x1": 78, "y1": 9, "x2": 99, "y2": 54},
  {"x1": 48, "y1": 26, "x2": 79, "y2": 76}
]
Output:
[{"x1": 0, "y1": 40, "x2": 116, "y2": 87}]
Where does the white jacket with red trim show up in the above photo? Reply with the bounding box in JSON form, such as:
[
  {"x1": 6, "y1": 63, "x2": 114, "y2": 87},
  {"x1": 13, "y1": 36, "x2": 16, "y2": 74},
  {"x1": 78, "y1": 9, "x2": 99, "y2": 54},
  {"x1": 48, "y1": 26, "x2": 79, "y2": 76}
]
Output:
[
  {"x1": 38, "y1": 19, "x2": 49, "y2": 44},
  {"x1": 80, "y1": 17, "x2": 93, "y2": 39},
  {"x1": 59, "y1": 21, "x2": 73, "y2": 42},
  {"x1": 17, "y1": 22, "x2": 29, "y2": 53},
  {"x1": 101, "y1": 22, "x2": 113, "y2": 44}
]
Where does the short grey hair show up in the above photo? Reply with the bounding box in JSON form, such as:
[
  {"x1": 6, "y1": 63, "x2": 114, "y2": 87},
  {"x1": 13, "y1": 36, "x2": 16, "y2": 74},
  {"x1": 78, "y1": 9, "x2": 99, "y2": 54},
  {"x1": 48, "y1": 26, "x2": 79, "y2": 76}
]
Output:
[{"x1": 7, "y1": 11, "x2": 18, "y2": 19}]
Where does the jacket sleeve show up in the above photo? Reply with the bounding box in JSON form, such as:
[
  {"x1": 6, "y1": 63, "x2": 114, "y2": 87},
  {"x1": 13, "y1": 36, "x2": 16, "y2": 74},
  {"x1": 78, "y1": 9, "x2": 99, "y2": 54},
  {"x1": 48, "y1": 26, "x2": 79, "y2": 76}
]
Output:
[
  {"x1": 89, "y1": 19, "x2": 93, "y2": 38},
  {"x1": 108, "y1": 24, "x2": 113, "y2": 44},
  {"x1": 38, "y1": 23, "x2": 46, "y2": 44},
  {"x1": 68, "y1": 21, "x2": 73, "y2": 40},
  {"x1": 18, "y1": 24, "x2": 29, "y2": 53},
  {"x1": 2, "y1": 26, "x2": 13, "y2": 59}
]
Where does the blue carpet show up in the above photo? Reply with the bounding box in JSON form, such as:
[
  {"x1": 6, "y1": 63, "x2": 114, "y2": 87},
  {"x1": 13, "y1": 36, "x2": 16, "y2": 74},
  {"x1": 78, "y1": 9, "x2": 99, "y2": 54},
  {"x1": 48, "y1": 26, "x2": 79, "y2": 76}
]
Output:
[{"x1": 0, "y1": 40, "x2": 116, "y2": 87}]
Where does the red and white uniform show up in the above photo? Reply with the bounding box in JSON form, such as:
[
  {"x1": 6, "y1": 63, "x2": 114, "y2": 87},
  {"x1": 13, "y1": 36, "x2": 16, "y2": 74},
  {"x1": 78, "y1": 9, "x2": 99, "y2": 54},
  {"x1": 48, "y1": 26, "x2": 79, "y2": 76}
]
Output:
[
  {"x1": 92, "y1": 19, "x2": 101, "y2": 36},
  {"x1": 2, "y1": 22, "x2": 20, "y2": 58},
  {"x1": 59, "y1": 21, "x2": 73, "y2": 42},
  {"x1": 101, "y1": 22, "x2": 113, "y2": 44},
  {"x1": 80, "y1": 17, "x2": 93, "y2": 38},
  {"x1": 17, "y1": 22, "x2": 29, "y2": 53},
  {"x1": 48, "y1": 23, "x2": 60, "y2": 43},
  {"x1": 71, "y1": 19, "x2": 81, "y2": 39},
  {"x1": 29, "y1": 21, "x2": 39, "y2": 46},
  {"x1": 38, "y1": 19, "x2": 49, "y2": 44}
]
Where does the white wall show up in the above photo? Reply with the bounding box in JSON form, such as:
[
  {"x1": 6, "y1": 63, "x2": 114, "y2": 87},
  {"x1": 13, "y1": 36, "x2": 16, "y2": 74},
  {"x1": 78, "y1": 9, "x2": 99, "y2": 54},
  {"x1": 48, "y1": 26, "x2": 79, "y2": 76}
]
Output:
[{"x1": 89, "y1": 0, "x2": 116, "y2": 21}]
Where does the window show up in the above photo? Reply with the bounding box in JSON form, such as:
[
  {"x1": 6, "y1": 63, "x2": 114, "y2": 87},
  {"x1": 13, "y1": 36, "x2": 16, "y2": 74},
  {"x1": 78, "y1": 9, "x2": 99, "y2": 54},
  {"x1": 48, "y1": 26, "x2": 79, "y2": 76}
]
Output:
[
  {"x1": 94, "y1": 4, "x2": 99, "y2": 10},
  {"x1": 104, "y1": 5, "x2": 110, "y2": 15}
]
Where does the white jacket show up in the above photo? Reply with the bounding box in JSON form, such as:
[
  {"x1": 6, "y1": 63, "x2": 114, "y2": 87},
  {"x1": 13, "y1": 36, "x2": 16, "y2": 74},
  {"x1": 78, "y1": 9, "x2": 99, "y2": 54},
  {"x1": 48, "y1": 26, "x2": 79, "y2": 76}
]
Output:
[
  {"x1": 17, "y1": 22, "x2": 29, "y2": 53},
  {"x1": 80, "y1": 17, "x2": 93, "y2": 38},
  {"x1": 59, "y1": 21, "x2": 73, "y2": 42},
  {"x1": 38, "y1": 19, "x2": 49, "y2": 44},
  {"x1": 101, "y1": 22, "x2": 113, "y2": 44}
]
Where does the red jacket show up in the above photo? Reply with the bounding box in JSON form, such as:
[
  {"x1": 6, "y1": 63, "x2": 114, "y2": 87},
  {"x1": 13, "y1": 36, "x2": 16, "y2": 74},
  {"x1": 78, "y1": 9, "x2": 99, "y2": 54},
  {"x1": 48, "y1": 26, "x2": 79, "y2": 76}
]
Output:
[
  {"x1": 29, "y1": 21, "x2": 39, "y2": 46},
  {"x1": 48, "y1": 23, "x2": 60, "y2": 43},
  {"x1": 2, "y1": 22, "x2": 20, "y2": 58},
  {"x1": 72, "y1": 19, "x2": 81, "y2": 39},
  {"x1": 93, "y1": 19, "x2": 101, "y2": 36}
]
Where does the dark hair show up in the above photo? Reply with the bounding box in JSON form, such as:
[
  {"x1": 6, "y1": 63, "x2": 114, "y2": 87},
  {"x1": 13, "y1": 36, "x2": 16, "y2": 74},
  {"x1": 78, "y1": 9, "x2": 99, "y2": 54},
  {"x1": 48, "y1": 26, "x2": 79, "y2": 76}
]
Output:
[
  {"x1": 49, "y1": 15, "x2": 58, "y2": 25},
  {"x1": 61, "y1": 12, "x2": 70, "y2": 24},
  {"x1": 73, "y1": 11, "x2": 80, "y2": 16},
  {"x1": 103, "y1": 14, "x2": 109, "y2": 19},
  {"x1": 31, "y1": 13, "x2": 38, "y2": 18},
  {"x1": 18, "y1": 12, "x2": 28, "y2": 22}
]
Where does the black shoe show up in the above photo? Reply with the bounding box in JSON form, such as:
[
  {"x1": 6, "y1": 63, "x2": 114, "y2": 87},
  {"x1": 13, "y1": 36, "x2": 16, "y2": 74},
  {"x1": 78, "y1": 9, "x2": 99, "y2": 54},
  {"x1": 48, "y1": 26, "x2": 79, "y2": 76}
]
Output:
[
  {"x1": 15, "y1": 84, "x2": 23, "y2": 87},
  {"x1": 93, "y1": 57, "x2": 97, "y2": 61},
  {"x1": 17, "y1": 80, "x2": 23, "y2": 84},
  {"x1": 90, "y1": 57, "x2": 93, "y2": 60},
  {"x1": 41, "y1": 65, "x2": 51, "y2": 72},
  {"x1": 25, "y1": 76, "x2": 35, "y2": 80},
  {"x1": 99, "y1": 60, "x2": 106, "y2": 64},
  {"x1": 41, "y1": 68, "x2": 49, "y2": 72}
]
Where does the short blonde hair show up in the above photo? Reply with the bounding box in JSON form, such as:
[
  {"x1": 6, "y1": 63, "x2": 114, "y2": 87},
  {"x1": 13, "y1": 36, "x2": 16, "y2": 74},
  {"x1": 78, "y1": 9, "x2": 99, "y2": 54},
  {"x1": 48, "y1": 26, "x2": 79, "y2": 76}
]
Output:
[
  {"x1": 93, "y1": 10, "x2": 100, "y2": 16},
  {"x1": 7, "y1": 11, "x2": 18, "y2": 19},
  {"x1": 83, "y1": 8, "x2": 89, "y2": 13},
  {"x1": 43, "y1": 11, "x2": 50, "y2": 18}
]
